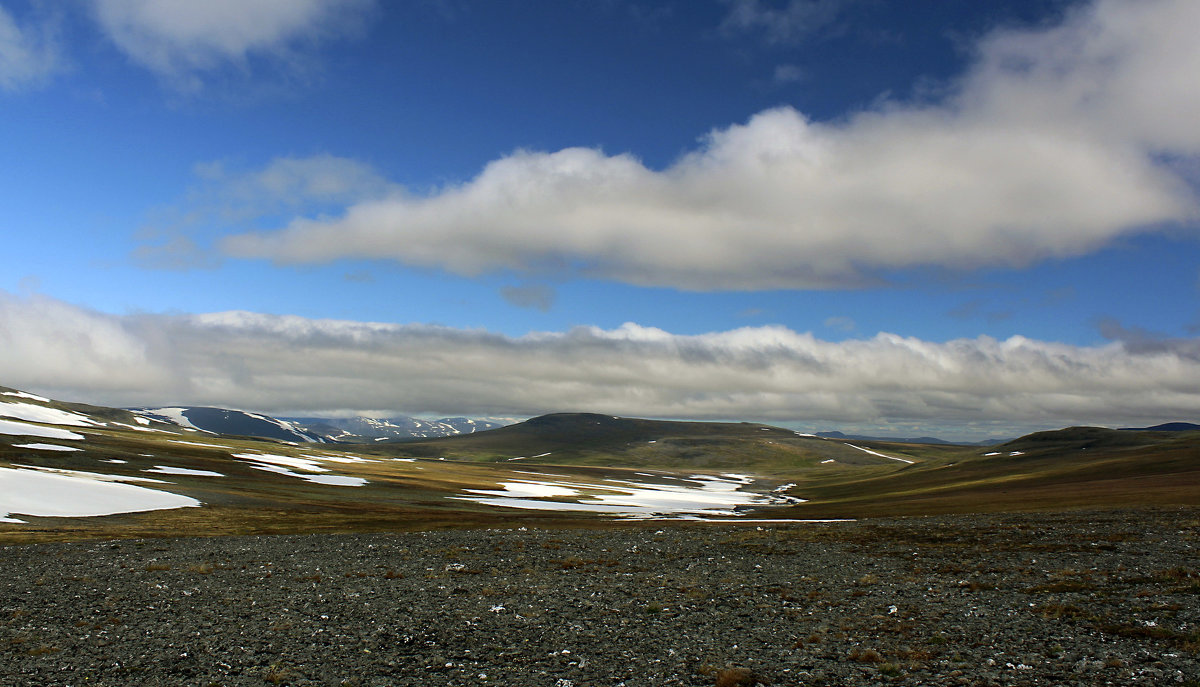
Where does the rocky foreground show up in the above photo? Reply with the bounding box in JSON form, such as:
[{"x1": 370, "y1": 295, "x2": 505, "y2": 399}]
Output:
[{"x1": 1, "y1": 508, "x2": 1197, "y2": 686}]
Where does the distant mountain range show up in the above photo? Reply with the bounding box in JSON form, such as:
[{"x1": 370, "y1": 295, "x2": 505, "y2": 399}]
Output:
[
  {"x1": 131, "y1": 406, "x2": 513, "y2": 443},
  {"x1": 123, "y1": 406, "x2": 1200, "y2": 446},
  {"x1": 281, "y1": 415, "x2": 510, "y2": 442}
]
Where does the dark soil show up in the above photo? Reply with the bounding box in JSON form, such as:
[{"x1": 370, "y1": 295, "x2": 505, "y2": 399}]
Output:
[{"x1": 2, "y1": 508, "x2": 1198, "y2": 686}]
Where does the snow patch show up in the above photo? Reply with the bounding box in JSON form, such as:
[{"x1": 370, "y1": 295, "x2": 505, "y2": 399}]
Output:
[
  {"x1": 22, "y1": 466, "x2": 166, "y2": 483},
  {"x1": 454, "y1": 473, "x2": 804, "y2": 518},
  {"x1": 0, "y1": 419, "x2": 84, "y2": 440},
  {"x1": 169, "y1": 440, "x2": 226, "y2": 449},
  {"x1": 232, "y1": 452, "x2": 328, "y2": 472},
  {"x1": 464, "y1": 481, "x2": 579, "y2": 498},
  {"x1": 246, "y1": 463, "x2": 366, "y2": 486},
  {"x1": 846, "y1": 443, "x2": 914, "y2": 464},
  {"x1": 13, "y1": 443, "x2": 81, "y2": 452},
  {"x1": 0, "y1": 466, "x2": 198, "y2": 520},
  {"x1": 0, "y1": 401, "x2": 98, "y2": 427},
  {"x1": 145, "y1": 465, "x2": 225, "y2": 477},
  {"x1": 3, "y1": 391, "x2": 50, "y2": 402},
  {"x1": 110, "y1": 422, "x2": 160, "y2": 433}
]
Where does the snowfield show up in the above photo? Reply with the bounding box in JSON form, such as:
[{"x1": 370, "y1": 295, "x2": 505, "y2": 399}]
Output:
[
  {"x1": 0, "y1": 401, "x2": 99, "y2": 427},
  {"x1": 0, "y1": 466, "x2": 199, "y2": 522},
  {"x1": 0, "y1": 419, "x2": 84, "y2": 441}
]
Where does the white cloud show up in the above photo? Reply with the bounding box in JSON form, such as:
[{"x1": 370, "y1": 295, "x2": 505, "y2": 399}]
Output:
[
  {"x1": 0, "y1": 5, "x2": 61, "y2": 91},
  {"x1": 91, "y1": 0, "x2": 373, "y2": 87},
  {"x1": 136, "y1": 154, "x2": 394, "y2": 269},
  {"x1": 3, "y1": 292, "x2": 1200, "y2": 439},
  {"x1": 222, "y1": 0, "x2": 1200, "y2": 291}
]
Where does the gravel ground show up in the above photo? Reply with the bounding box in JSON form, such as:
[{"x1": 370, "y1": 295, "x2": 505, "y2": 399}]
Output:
[{"x1": 1, "y1": 508, "x2": 1197, "y2": 686}]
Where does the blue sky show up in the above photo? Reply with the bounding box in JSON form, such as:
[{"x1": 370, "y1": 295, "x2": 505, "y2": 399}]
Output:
[{"x1": 2, "y1": 0, "x2": 1199, "y2": 440}]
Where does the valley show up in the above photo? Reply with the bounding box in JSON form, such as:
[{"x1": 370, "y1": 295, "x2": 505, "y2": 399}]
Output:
[{"x1": 1, "y1": 385, "x2": 1197, "y2": 542}]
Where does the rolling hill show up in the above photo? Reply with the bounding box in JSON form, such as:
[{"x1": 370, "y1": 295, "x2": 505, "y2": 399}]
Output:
[{"x1": 2, "y1": 385, "x2": 1198, "y2": 542}]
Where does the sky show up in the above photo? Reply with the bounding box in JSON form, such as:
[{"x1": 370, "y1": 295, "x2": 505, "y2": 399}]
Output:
[{"x1": 1, "y1": 0, "x2": 1199, "y2": 441}]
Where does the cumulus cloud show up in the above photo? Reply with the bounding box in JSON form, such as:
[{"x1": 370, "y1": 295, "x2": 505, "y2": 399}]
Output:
[
  {"x1": 3, "y1": 292, "x2": 1200, "y2": 439},
  {"x1": 91, "y1": 0, "x2": 373, "y2": 88},
  {"x1": 222, "y1": 0, "x2": 1200, "y2": 291},
  {"x1": 0, "y1": 5, "x2": 61, "y2": 91}
]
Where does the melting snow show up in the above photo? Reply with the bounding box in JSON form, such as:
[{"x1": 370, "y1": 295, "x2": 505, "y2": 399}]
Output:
[
  {"x1": 984, "y1": 452, "x2": 1001, "y2": 456},
  {"x1": 0, "y1": 419, "x2": 84, "y2": 440},
  {"x1": 666, "y1": 517, "x2": 855, "y2": 523},
  {"x1": 0, "y1": 401, "x2": 99, "y2": 427},
  {"x1": 110, "y1": 422, "x2": 159, "y2": 433},
  {"x1": 234, "y1": 452, "x2": 366, "y2": 486},
  {"x1": 22, "y1": 466, "x2": 166, "y2": 483},
  {"x1": 465, "y1": 481, "x2": 579, "y2": 498},
  {"x1": 246, "y1": 463, "x2": 366, "y2": 486},
  {"x1": 138, "y1": 408, "x2": 203, "y2": 430},
  {"x1": 232, "y1": 452, "x2": 328, "y2": 472},
  {"x1": 145, "y1": 465, "x2": 225, "y2": 477},
  {"x1": 0, "y1": 466, "x2": 199, "y2": 521},
  {"x1": 846, "y1": 443, "x2": 914, "y2": 464},
  {"x1": 13, "y1": 443, "x2": 82, "y2": 452},
  {"x1": 2, "y1": 391, "x2": 50, "y2": 402},
  {"x1": 820, "y1": 459, "x2": 836, "y2": 464},
  {"x1": 454, "y1": 473, "x2": 804, "y2": 518}
]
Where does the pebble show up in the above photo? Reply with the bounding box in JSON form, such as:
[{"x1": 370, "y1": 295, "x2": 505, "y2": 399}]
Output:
[{"x1": 0, "y1": 508, "x2": 1196, "y2": 685}]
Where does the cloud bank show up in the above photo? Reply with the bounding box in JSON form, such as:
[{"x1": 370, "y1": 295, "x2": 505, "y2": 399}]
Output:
[
  {"x1": 3, "y1": 292, "x2": 1199, "y2": 439},
  {"x1": 223, "y1": 0, "x2": 1200, "y2": 291}
]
